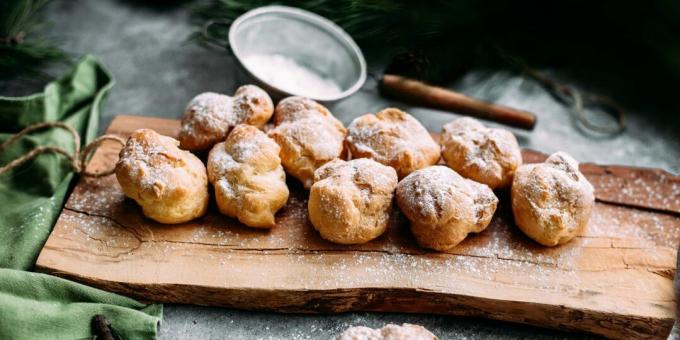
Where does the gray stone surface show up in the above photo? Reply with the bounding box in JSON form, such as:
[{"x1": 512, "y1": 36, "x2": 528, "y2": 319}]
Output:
[{"x1": 3, "y1": 0, "x2": 679, "y2": 339}]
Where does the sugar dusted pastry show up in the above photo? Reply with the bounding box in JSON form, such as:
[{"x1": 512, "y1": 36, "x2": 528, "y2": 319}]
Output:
[
  {"x1": 441, "y1": 117, "x2": 522, "y2": 189},
  {"x1": 267, "y1": 96, "x2": 347, "y2": 188},
  {"x1": 338, "y1": 323, "x2": 437, "y2": 340},
  {"x1": 207, "y1": 124, "x2": 289, "y2": 228},
  {"x1": 396, "y1": 166, "x2": 498, "y2": 251},
  {"x1": 115, "y1": 129, "x2": 209, "y2": 224},
  {"x1": 346, "y1": 108, "x2": 440, "y2": 179},
  {"x1": 308, "y1": 158, "x2": 398, "y2": 244},
  {"x1": 178, "y1": 85, "x2": 274, "y2": 152},
  {"x1": 511, "y1": 152, "x2": 594, "y2": 246}
]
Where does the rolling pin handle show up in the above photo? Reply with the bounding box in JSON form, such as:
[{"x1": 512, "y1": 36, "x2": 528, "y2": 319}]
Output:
[{"x1": 379, "y1": 74, "x2": 537, "y2": 130}]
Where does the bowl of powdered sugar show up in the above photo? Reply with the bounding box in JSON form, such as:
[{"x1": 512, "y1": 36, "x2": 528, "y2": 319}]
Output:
[{"x1": 229, "y1": 6, "x2": 366, "y2": 102}]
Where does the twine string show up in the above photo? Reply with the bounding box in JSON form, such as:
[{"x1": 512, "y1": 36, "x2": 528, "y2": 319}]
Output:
[
  {"x1": 0, "y1": 122, "x2": 125, "y2": 178},
  {"x1": 523, "y1": 68, "x2": 626, "y2": 134},
  {"x1": 495, "y1": 47, "x2": 626, "y2": 134}
]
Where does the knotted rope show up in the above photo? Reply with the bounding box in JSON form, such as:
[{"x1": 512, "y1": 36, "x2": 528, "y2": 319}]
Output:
[{"x1": 0, "y1": 122, "x2": 125, "y2": 177}]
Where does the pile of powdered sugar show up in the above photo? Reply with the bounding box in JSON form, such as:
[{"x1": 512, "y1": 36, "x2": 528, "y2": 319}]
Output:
[{"x1": 242, "y1": 53, "x2": 342, "y2": 98}]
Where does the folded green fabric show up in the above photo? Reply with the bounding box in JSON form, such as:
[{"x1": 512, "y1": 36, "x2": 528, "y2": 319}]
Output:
[
  {"x1": 0, "y1": 268, "x2": 162, "y2": 340},
  {"x1": 0, "y1": 54, "x2": 109, "y2": 270},
  {"x1": 0, "y1": 55, "x2": 162, "y2": 339}
]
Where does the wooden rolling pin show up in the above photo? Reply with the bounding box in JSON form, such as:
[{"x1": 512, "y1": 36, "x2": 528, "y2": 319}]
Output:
[{"x1": 379, "y1": 74, "x2": 537, "y2": 130}]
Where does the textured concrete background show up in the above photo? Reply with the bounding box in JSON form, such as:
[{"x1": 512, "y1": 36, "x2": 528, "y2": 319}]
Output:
[{"x1": 2, "y1": 0, "x2": 679, "y2": 339}]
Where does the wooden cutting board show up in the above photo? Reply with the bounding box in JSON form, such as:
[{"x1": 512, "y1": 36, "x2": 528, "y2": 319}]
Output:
[{"x1": 36, "y1": 115, "x2": 680, "y2": 339}]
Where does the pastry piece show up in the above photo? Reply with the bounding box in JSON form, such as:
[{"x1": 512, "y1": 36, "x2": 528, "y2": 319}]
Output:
[
  {"x1": 308, "y1": 158, "x2": 398, "y2": 244},
  {"x1": 441, "y1": 117, "x2": 522, "y2": 189},
  {"x1": 396, "y1": 166, "x2": 498, "y2": 251},
  {"x1": 207, "y1": 124, "x2": 289, "y2": 228},
  {"x1": 267, "y1": 96, "x2": 347, "y2": 188},
  {"x1": 115, "y1": 129, "x2": 209, "y2": 224},
  {"x1": 511, "y1": 152, "x2": 594, "y2": 246},
  {"x1": 178, "y1": 85, "x2": 274, "y2": 152},
  {"x1": 346, "y1": 108, "x2": 440, "y2": 178},
  {"x1": 338, "y1": 324, "x2": 437, "y2": 340}
]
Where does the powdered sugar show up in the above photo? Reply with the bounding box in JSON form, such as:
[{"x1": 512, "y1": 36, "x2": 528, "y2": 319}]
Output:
[
  {"x1": 274, "y1": 116, "x2": 345, "y2": 159},
  {"x1": 43, "y1": 116, "x2": 679, "y2": 327},
  {"x1": 338, "y1": 323, "x2": 436, "y2": 340},
  {"x1": 441, "y1": 117, "x2": 522, "y2": 189},
  {"x1": 309, "y1": 158, "x2": 398, "y2": 244},
  {"x1": 268, "y1": 100, "x2": 347, "y2": 188},
  {"x1": 314, "y1": 158, "x2": 398, "y2": 193},
  {"x1": 228, "y1": 139, "x2": 260, "y2": 163},
  {"x1": 243, "y1": 53, "x2": 342, "y2": 98},
  {"x1": 209, "y1": 150, "x2": 239, "y2": 177},
  {"x1": 397, "y1": 166, "x2": 495, "y2": 223},
  {"x1": 179, "y1": 85, "x2": 273, "y2": 151},
  {"x1": 117, "y1": 130, "x2": 188, "y2": 193},
  {"x1": 208, "y1": 125, "x2": 281, "y2": 180},
  {"x1": 51, "y1": 160, "x2": 680, "y2": 320},
  {"x1": 346, "y1": 109, "x2": 440, "y2": 177},
  {"x1": 516, "y1": 153, "x2": 594, "y2": 229},
  {"x1": 179, "y1": 92, "x2": 231, "y2": 137}
]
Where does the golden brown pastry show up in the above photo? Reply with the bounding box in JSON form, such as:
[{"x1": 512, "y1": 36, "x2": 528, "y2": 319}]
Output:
[
  {"x1": 346, "y1": 108, "x2": 440, "y2": 178},
  {"x1": 396, "y1": 166, "x2": 498, "y2": 251},
  {"x1": 440, "y1": 117, "x2": 522, "y2": 189},
  {"x1": 115, "y1": 129, "x2": 209, "y2": 224},
  {"x1": 207, "y1": 124, "x2": 289, "y2": 228},
  {"x1": 308, "y1": 158, "x2": 398, "y2": 244},
  {"x1": 267, "y1": 96, "x2": 347, "y2": 188},
  {"x1": 178, "y1": 85, "x2": 274, "y2": 152},
  {"x1": 338, "y1": 324, "x2": 438, "y2": 340},
  {"x1": 511, "y1": 152, "x2": 594, "y2": 246}
]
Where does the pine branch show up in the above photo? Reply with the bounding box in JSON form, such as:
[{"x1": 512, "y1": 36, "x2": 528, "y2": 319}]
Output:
[
  {"x1": 191, "y1": 0, "x2": 502, "y2": 82},
  {"x1": 193, "y1": 1, "x2": 680, "y2": 112},
  {"x1": 0, "y1": 0, "x2": 68, "y2": 80}
]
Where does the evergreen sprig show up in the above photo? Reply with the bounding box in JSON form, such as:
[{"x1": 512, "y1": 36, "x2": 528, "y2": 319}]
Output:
[
  {"x1": 193, "y1": 0, "x2": 680, "y2": 110},
  {"x1": 0, "y1": 0, "x2": 67, "y2": 80}
]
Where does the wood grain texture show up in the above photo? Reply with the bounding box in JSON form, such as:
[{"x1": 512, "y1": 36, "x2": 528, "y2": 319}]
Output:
[{"x1": 36, "y1": 115, "x2": 680, "y2": 339}]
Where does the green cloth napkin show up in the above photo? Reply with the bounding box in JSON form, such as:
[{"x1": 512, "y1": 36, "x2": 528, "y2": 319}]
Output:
[
  {"x1": 0, "y1": 55, "x2": 162, "y2": 339},
  {"x1": 0, "y1": 268, "x2": 162, "y2": 340}
]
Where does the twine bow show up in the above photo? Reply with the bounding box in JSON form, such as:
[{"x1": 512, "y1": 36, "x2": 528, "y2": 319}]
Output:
[{"x1": 0, "y1": 122, "x2": 125, "y2": 177}]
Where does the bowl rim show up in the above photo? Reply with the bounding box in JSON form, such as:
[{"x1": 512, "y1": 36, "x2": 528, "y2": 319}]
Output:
[{"x1": 228, "y1": 5, "x2": 367, "y2": 102}]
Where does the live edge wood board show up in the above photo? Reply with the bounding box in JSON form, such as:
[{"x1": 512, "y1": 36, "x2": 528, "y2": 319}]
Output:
[{"x1": 36, "y1": 115, "x2": 680, "y2": 339}]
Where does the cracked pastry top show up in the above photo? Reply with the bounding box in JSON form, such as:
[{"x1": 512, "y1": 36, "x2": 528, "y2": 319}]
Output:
[
  {"x1": 115, "y1": 128, "x2": 209, "y2": 224},
  {"x1": 178, "y1": 85, "x2": 274, "y2": 152},
  {"x1": 267, "y1": 96, "x2": 347, "y2": 189},
  {"x1": 346, "y1": 108, "x2": 440, "y2": 179},
  {"x1": 511, "y1": 151, "x2": 594, "y2": 246},
  {"x1": 396, "y1": 165, "x2": 498, "y2": 251},
  {"x1": 440, "y1": 117, "x2": 522, "y2": 189},
  {"x1": 308, "y1": 158, "x2": 398, "y2": 245},
  {"x1": 207, "y1": 124, "x2": 289, "y2": 228}
]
